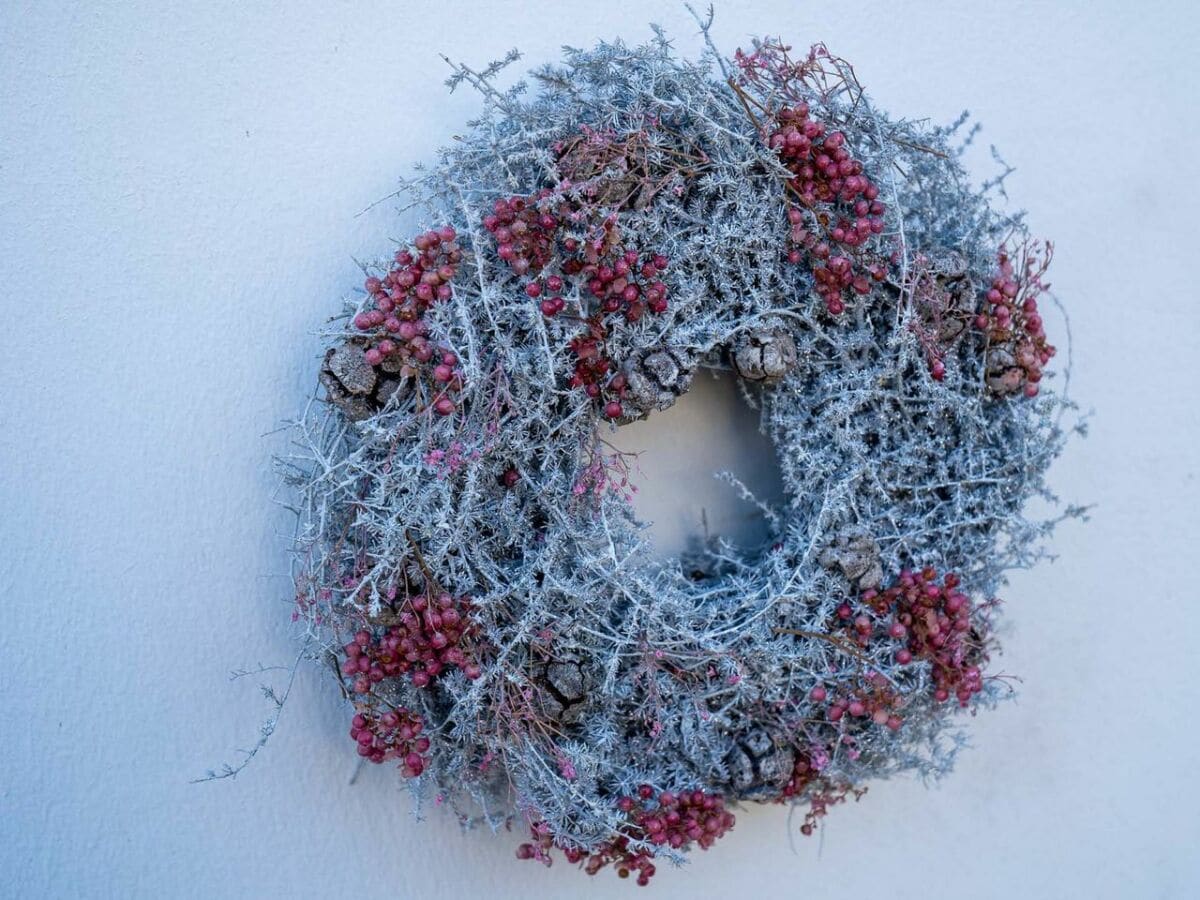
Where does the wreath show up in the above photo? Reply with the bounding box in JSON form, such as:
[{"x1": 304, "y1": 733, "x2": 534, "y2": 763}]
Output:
[{"x1": 280, "y1": 23, "x2": 1077, "y2": 886}]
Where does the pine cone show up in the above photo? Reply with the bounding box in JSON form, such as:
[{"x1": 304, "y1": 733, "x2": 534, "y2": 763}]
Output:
[
  {"x1": 721, "y1": 727, "x2": 795, "y2": 799},
  {"x1": 533, "y1": 653, "x2": 590, "y2": 724},
  {"x1": 731, "y1": 328, "x2": 797, "y2": 383},
  {"x1": 819, "y1": 533, "x2": 884, "y2": 591},
  {"x1": 620, "y1": 346, "x2": 695, "y2": 419},
  {"x1": 320, "y1": 342, "x2": 412, "y2": 422}
]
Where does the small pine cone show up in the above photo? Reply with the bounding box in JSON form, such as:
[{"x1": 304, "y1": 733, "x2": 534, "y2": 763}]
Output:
[
  {"x1": 320, "y1": 342, "x2": 412, "y2": 421},
  {"x1": 731, "y1": 328, "x2": 797, "y2": 383},
  {"x1": 984, "y1": 346, "x2": 1025, "y2": 395},
  {"x1": 722, "y1": 727, "x2": 795, "y2": 799},
  {"x1": 819, "y1": 533, "x2": 884, "y2": 591},
  {"x1": 620, "y1": 346, "x2": 695, "y2": 418},
  {"x1": 326, "y1": 343, "x2": 377, "y2": 395},
  {"x1": 534, "y1": 653, "x2": 589, "y2": 724}
]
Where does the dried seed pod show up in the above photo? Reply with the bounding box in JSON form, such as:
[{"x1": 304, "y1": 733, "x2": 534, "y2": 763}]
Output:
[
  {"x1": 721, "y1": 727, "x2": 795, "y2": 799},
  {"x1": 534, "y1": 653, "x2": 589, "y2": 724},
  {"x1": 320, "y1": 347, "x2": 375, "y2": 422},
  {"x1": 819, "y1": 533, "x2": 884, "y2": 591},
  {"x1": 620, "y1": 346, "x2": 694, "y2": 418},
  {"x1": 731, "y1": 328, "x2": 797, "y2": 383}
]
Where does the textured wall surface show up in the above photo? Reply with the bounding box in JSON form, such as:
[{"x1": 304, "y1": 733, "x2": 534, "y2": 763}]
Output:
[{"x1": 2, "y1": 2, "x2": 1198, "y2": 898}]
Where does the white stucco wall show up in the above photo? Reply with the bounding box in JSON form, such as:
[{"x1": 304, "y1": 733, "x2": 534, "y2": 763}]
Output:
[{"x1": 2, "y1": 2, "x2": 1198, "y2": 897}]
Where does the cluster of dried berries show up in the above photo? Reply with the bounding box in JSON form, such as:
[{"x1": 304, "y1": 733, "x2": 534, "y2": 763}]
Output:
[
  {"x1": 517, "y1": 821, "x2": 660, "y2": 886},
  {"x1": 769, "y1": 105, "x2": 887, "y2": 314},
  {"x1": 518, "y1": 786, "x2": 734, "y2": 886},
  {"x1": 733, "y1": 41, "x2": 889, "y2": 315},
  {"x1": 562, "y1": 225, "x2": 670, "y2": 322},
  {"x1": 339, "y1": 591, "x2": 482, "y2": 693},
  {"x1": 849, "y1": 568, "x2": 990, "y2": 706},
  {"x1": 818, "y1": 672, "x2": 906, "y2": 731},
  {"x1": 482, "y1": 131, "x2": 676, "y2": 420},
  {"x1": 975, "y1": 241, "x2": 1056, "y2": 397},
  {"x1": 348, "y1": 703, "x2": 429, "y2": 774},
  {"x1": 562, "y1": 234, "x2": 670, "y2": 418},
  {"x1": 484, "y1": 192, "x2": 560, "y2": 278},
  {"x1": 351, "y1": 227, "x2": 464, "y2": 416},
  {"x1": 485, "y1": 184, "x2": 672, "y2": 416}
]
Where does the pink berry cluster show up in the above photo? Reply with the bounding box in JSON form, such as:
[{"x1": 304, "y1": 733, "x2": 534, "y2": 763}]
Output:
[
  {"x1": 813, "y1": 670, "x2": 906, "y2": 732},
  {"x1": 339, "y1": 592, "x2": 482, "y2": 693},
  {"x1": 847, "y1": 568, "x2": 990, "y2": 707},
  {"x1": 484, "y1": 191, "x2": 560, "y2": 278},
  {"x1": 485, "y1": 191, "x2": 671, "y2": 324},
  {"x1": 567, "y1": 315, "x2": 663, "y2": 420},
  {"x1": 517, "y1": 786, "x2": 734, "y2": 886},
  {"x1": 567, "y1": 317, "x2": 615, "y2": 407},
  {"x1": 353, "y1": 226, "x2": 464, "y2": 416},
  {"x1": 560, "y1": 224, "x2": 670, "y2": 419},
  {"x1": 556, "y1": 219, "x2": 671, "y2": 323},
  {"x1": 349, "y1": 703, "x2": 429, "y2": 774},
  {"x1": 974, "y1": 241, "x2": 1056, "y2": 398},
  {"x1": 618, "y1": 785, "x2": 735, "y2": 852},
  {"x1": 769, "y1": 104, "x2": 887, "y2": 314},
  {"x1": 484, "y1": 187, "x2": 672, "y2": 417},
  {"x1": 517, "y1": 821, "x2": 659, "y2": 886}
]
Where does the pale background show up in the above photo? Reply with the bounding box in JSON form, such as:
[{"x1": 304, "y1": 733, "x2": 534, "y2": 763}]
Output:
[{"x1": 3, "y1": 2, "x2": 1198, "y2": 897}]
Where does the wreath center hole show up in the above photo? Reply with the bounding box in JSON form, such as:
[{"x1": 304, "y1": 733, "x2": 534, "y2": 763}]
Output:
[{"x1": 606, "y1": 368, "x2": 786, "y2": 561}]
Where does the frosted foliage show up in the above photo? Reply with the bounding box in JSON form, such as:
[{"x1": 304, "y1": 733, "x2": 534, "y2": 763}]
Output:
[{"x1": 282, "y1": 29, "x2": 1078, "y2": 867}]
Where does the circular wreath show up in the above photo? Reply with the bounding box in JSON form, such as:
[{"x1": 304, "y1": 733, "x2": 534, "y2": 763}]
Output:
[{"x1": 287, "y1": 26, "x2": 1074, "y2": 886}]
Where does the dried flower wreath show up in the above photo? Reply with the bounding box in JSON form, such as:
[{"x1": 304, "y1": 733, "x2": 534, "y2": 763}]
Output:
[{"x1": 265, "y1": 15, "x2": 1081, "y2": 887}]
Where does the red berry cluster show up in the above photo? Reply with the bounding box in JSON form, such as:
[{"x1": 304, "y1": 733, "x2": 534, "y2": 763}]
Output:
[
  {"x1": 769, "y1": 104, "x2": 887, "y2": 315},
  {"x1": 339, "y1": 592, "x2": 482, "y2": 693},
  {"x1": 819, "y1": 670, "x2": 905, "y2": 731},
  {"x1": 560, "y1": 223, "x2": 670, "y2": 418},
  {"x1": 517, "y1": 787, "x2": 734, "y2": 886},
  {"x1": 850, "y1": 568, "x2": 989, "y2": 707},
  {"x1": 619, "y1": 785, "x2": 735, "y2": 852},
  {"x1": 349, "y1": 703, "x2": 429, "y2": 774},
  {"x1": 518, "y1": 821, "x2": 659, "y2": 886},
  {"x1": 484, "y1": 187, "x2": 671, "y2": 416},
  {"x1": 353, "y1": 226, "x2": 464, "y2": 416},
  {"x1": 974, "y1": 241, "x2": 1056, "y2": 398},
  {"x1": 486, "y1": 193, "x2": 670, "y2": 323},
  {"x1": 557, "y1": 219, "x2": 670, "y2": 322},
  {"x1": 484, "y1": 192, "x2": 560, "y2": 277},
  {"x1": 566, "y1": 317, "x2": 645, "y2": 420}
]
